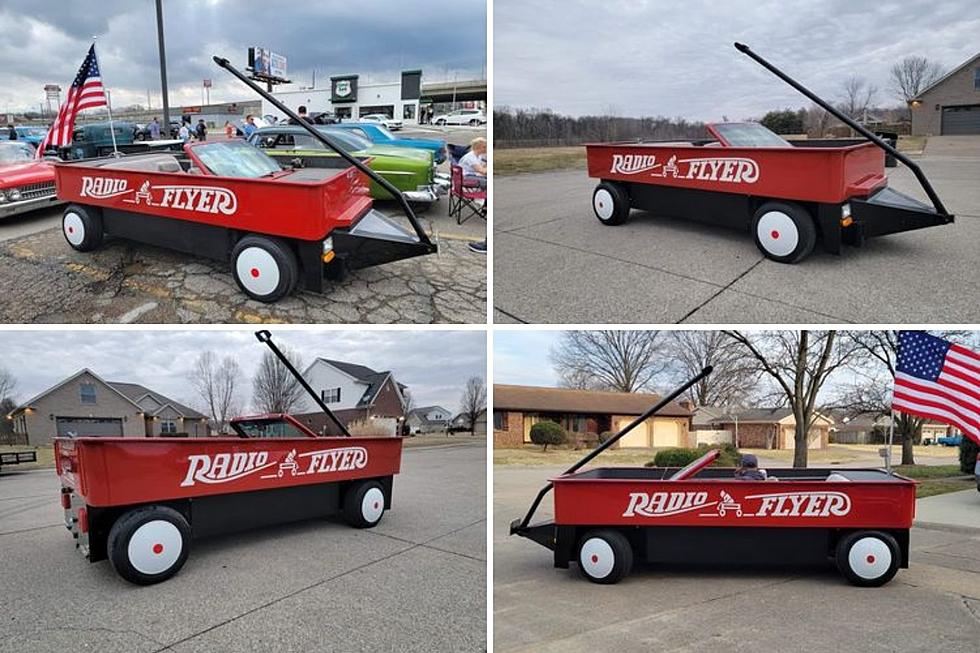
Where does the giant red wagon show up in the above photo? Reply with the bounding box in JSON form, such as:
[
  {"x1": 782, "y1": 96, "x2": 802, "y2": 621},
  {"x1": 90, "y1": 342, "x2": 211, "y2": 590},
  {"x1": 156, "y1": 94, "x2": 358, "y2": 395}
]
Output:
[{"x1": 511, "y1": 367, "x2": 918, "y2": 587}]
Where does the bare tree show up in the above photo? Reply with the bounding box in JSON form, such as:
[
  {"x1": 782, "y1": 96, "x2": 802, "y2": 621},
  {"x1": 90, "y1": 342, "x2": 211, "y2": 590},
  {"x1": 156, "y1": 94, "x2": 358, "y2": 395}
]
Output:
[
  {"x1": 839, "y1": 330, "x2": 969, "y2": 465},
  {"x1": 551, "y1": 331, "x2": 667, "y2": 392},
  {"x1": 890, "y1": 56, "x2": 944, "y2": 120},
  {"x1": 190, "y1": 351, "x2": 242, "y2": 434},
  {"x1": 252, "y1": 348, "x2": 305, "y2": 415},
  {"x1": 0, "y1": 366, "x2": 16, "y2": 402},
  {"x1": 804, "y1": 102, "x2": 831, "y2": 137},
  {"x1": 459, "y1": 377, "x2": 487, "y2": 435},
  {"x1": 725, "y1": 331, "x2": 861, "y2": 468},
  {"x1": 839, "y1": 77, "x2": 877, "y2": 132},
  {"x1": 663, "y1": 331, "x2": 760, "y2": 406}
]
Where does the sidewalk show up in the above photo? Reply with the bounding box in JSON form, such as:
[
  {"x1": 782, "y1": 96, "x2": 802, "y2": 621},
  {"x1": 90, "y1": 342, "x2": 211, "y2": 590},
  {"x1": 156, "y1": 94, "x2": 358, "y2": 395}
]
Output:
[{"x1": 915, "y1": 488, "x2": 980, "y2": 533}]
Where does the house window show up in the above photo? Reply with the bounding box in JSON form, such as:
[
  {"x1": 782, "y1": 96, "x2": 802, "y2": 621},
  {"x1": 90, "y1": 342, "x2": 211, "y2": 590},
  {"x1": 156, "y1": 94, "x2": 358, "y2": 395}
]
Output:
[
  {"x1": 321, "y1": 388, "x2": 341, "y2": 403},
  {"x1": 160, "y1": 420, "x2": 177, "y2": 435},
  {"x1": 493, "y1": 411, "x2": 506, "y2": 430},
  {"x1": 79, "y1": 384, "x2": 97, "y2": 404}
]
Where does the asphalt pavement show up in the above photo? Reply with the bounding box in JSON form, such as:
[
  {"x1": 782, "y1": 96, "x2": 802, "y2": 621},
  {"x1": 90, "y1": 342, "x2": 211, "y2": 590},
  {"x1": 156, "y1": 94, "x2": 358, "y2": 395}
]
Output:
[
  {"x1": 0, "y1": 441, "x2": 486, "y2": 653},
  {"x1": 494, "y1": 136, "x2": 980, "y2": 324},
  {"x1": 494, "y1": 464, "x2": 980, "y2": 653}
]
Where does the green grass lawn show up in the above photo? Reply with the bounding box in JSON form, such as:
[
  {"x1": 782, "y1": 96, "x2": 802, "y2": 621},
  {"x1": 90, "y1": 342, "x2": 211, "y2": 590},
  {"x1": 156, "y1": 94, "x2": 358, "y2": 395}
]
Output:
[
  {"x1": 893, "y1": 464, "x2": 975, "y2": 498},
  {"x1": 0, "y1": 444, "x2": 54, "y2": 469},
  {"x1": 494, "y1": 146, "x2": 587, "y2": 175}
]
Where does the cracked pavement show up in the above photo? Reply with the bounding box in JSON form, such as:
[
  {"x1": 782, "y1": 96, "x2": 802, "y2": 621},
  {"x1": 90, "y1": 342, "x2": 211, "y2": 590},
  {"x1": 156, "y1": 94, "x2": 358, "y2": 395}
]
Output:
[
  {"x1": 494, "y1": 464, "x2": 980, "y2": 653},
  {"x1": 0, "y1": 442, "x2": 486, "y2": 653},
  {"x1": 494, "y1": 136, "x2": 980, "y2": 324},
  {"x1": 0, "y1": 208, "x2": 486, "y2": 324}
]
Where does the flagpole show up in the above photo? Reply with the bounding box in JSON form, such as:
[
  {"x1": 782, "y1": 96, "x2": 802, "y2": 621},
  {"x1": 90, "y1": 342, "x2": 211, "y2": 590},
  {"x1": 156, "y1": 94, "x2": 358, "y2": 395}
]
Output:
[
  {"x1": 93, "y1": 38, "x2": 119, "y2": 157},
  {"x1": 886, "y1": 410, "x2": 894, "y2": 474}
]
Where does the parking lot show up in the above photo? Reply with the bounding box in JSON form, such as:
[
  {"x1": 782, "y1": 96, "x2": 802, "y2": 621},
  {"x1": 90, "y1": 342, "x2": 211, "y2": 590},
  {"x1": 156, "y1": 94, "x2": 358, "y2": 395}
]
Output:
[
  {"x1": 494, "y1": 136, "x2": 980, "y2": 324},
  {"x1": 494, "y1": 464, "x2": 980, "y2": 653},
  {"x1": 0, "y1": 441, "x2": 486, "y2": 653},
  {"x1": 0, "y1": 126, "x2": 486, "y2": 325}
]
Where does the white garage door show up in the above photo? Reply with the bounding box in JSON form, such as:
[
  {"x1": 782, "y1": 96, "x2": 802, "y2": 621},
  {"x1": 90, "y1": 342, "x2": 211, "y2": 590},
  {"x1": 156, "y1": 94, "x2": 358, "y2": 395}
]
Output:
[
  {"x1": 652, "y1": 420, "x2": 682, "y2": 447},
  {"x1": 615, "y1": 418, "x2": 649, "y2": 448},
  {"x1": 55, "y1": 417, "x2": 123, "y2": 437}
]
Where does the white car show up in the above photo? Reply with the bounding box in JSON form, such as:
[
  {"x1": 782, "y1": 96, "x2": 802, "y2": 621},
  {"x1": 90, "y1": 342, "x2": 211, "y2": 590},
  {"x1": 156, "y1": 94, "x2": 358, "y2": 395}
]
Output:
[
  {"x1": 359, "y1": 114, "x2": 403, "y2": 131},
  {"x1": 433, "y1": 109, "x2": 486, "y2": 127}
]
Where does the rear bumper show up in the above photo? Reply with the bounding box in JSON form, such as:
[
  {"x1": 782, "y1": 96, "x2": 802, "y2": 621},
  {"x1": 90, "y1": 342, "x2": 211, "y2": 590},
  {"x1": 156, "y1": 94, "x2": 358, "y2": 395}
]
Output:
[
  {"x1": 0, "y1": 194, "x2": 63, "y2": 218},
  {"x1": 403, "y1": 183, "x2": 445, "y2": 203},
  {"x1": 328, "y1": 208, "x2": 436, "y2": 272}
]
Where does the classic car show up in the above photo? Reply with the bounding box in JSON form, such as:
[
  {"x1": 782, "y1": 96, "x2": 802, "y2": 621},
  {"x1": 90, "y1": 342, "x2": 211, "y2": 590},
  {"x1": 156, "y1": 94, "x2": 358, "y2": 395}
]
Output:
[
  {"x1": 0, "y1": 141, "x2": 62, "y2": 219},
  {"x1": 14, "y1": 126, "x2": 47, "y2": 147},
  {"x1": 65, "y1": 121, "x2": 184, "y2": 159},
  {"x1": 329, "y1": 122, "x2": 447, "y2": 163},
  {"x1": 249, "y1": 126, "x2": 444, "y2": 204},
  {"x1": 432, "y1": 108, "x2": 486, "y2": 126},
  {"x1": 359, "y1": 113, "x2": 403, "y2": 131}
]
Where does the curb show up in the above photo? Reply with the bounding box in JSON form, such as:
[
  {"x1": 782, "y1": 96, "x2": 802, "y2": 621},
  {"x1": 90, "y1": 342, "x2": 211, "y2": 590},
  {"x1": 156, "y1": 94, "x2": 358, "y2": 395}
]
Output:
[{"x1": 913, "y1": 520, "x2": 980, "y2": 535}]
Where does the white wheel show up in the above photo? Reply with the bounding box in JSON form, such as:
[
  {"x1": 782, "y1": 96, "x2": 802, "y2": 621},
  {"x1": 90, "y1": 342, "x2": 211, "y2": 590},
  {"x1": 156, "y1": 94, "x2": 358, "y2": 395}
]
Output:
[
  {"x1": 846, "y1": 536, "x2": 892, "y2": 581},
  {"x1": 235, "y1": 247, "x2": 281, "y2": 297},
  {"x1": 755, "y1": 210, "x2": 799, "y2": 258},
  {"x1": 63, "y1": 212, "x2": 85, "y2": 246},
  {"x1": 127, "y1": 519, "x2": 183, "y2": 576},
  {"x1": 593, "y1": 189, "x2": 615, "y2": 221},
  {"x1": 579, "y1": 537, "x2": 616, "y2": 580},
  {"x1": 361, "y1": 487, "x2": 385, "y2": 524}
]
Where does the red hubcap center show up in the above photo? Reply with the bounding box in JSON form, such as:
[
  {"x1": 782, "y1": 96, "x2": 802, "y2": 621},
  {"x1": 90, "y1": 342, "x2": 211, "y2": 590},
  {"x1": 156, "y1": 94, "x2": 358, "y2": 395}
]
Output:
[
  {"x1": 771, "y1": 230, "x2": 780, "y2": 239},
  {"x1": 152, "y1": 543, "x2": 163, "y2": 555},
  {"x1": 67, "y1": 227, "x2": 74, "y2": 234},
  {"x1": 866, "y1": 554, "x2": 875, "y2": 564},
  {"x1": 590, "y1": 554, "x2": 598, "y2": 564},
  {"x1": 373, "y1": 502, "x2": 380, "y2": 510},
  {"x1": 250, "y1": 268, "x2": 260, "y2": 278}
]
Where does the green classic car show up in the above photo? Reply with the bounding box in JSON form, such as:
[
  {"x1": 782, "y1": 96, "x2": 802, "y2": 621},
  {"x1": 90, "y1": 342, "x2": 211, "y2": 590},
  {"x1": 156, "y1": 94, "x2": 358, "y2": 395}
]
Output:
[{"x1": 249, "y1": 126, "x2": 445, "y2": 205}]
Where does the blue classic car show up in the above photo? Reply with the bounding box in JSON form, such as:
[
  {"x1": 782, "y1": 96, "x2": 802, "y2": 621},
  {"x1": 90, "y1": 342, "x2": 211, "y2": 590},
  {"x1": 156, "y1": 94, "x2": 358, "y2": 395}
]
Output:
[
  {"x1": 15, "y1": 126, "x2": 47, "y2": 147},
  {"x1": 327, "y1": 122, "x2": 447, "y2": 164}
]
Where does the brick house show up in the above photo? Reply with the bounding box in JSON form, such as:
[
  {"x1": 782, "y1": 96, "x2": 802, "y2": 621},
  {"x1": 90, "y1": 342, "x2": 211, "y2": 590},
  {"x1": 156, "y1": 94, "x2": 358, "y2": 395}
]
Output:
[
  {"x1": 911, "y1": 52, "x2": 980, "y2": 135},
  {"x1": 493, "y1": 384, "x2": 693, "y2": 448},
  {"x1": 705, "y1": 407, "x2": 833, "y2": 450},
  {"x1": 294, "y1": 358, "x2": 408, "y2": 435},
  {"x1": 9, "y1": 369, "x2": 208, "y2": 446}
]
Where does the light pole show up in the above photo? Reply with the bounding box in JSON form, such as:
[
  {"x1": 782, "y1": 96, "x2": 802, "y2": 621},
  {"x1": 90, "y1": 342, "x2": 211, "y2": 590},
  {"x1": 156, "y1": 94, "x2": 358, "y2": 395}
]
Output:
[{"x1": 155, "y1": 0, "x2": 171, "y2": 130}]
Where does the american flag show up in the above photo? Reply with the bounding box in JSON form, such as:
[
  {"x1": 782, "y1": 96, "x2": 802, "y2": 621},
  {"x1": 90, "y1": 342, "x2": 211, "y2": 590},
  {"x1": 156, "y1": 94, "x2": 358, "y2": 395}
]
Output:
[
  {"x1": 893, "y1": 330, "x2": 980, "y2": 445},
  {"x1": 36, "y1": 44, "x2": 107, "y2": 156}
]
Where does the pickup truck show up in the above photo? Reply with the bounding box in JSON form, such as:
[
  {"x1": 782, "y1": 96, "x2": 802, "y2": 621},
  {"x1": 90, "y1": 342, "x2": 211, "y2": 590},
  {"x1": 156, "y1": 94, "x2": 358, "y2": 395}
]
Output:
[
  {"x1": 937, "y1": 434, "x2": 963, "y2": 447},
  {"x1": 0, "y1": 449, "x2": 37, "y2": 473}
]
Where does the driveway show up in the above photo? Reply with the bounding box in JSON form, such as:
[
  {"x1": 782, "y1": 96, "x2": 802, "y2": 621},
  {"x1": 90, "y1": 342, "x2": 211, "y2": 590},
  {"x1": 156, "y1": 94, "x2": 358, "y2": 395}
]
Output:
[
  {"x1": 494, "y1": 144, "x2": 980, "y2": 324},
  {"x1": 0, "y1": 442, "x2": 486, "y2": 653},
  {"x1": 494, "y1": 464, "x2": 980, "y2": 653}
]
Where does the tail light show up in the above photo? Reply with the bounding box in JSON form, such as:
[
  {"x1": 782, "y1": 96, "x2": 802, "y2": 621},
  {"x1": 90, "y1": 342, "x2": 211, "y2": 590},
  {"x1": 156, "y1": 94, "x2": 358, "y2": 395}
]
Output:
[
  {"x1": 60, "y1": 491, "x2": 71, "y2": 510},
  {"x1": 77, "y1": 507, "x2": 89, "y2": 533}
]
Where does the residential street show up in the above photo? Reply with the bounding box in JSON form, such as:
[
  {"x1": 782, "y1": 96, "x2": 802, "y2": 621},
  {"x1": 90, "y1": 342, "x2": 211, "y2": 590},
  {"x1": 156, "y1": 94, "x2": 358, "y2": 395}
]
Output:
[
  {"x1": 494, "y1": 136, "x2": 980, "y2": 324},
  {"x1": 0, "y1": 442, "x2": 486, "y2": 653},
  {"x1": 494, "y1": 464, "x2": 980, "y2": 653}
]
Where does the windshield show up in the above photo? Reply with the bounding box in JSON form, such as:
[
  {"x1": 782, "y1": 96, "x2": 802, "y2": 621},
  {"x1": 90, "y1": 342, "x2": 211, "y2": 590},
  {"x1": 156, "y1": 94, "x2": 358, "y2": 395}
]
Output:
[
  {"x1": 710, "y1": 123, "x2": 792, "y2": 147},
  {"x1": 16, "y1": 127, "x2": 45, "y2": 137},
  {"x1": 234, "y1": 419, "x2": 310, "y2": 438},
  {"x1": 193, "y1": 140, "x2": 281, "y2": 178},
  {"x1": 319, "y1": 128, "x2": 373, "y2": 152},
  {"x1": 372, "y1": 125, "x2": 396, "y2": 140},
  {"x1": 0, "y1": 142, "x2": 36, "y2": 163}
]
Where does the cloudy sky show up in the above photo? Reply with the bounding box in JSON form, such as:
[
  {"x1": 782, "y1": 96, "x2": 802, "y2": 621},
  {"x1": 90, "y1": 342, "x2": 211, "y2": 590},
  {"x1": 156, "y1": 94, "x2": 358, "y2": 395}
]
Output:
[
  {"x1": 1, "y1": 328, "x2": 486, "y2": 415},
  {"x1": 0, "y1": 0, "x2": 486, "y2": 113},
  {"x1": 494, "y1": 0, "x2": 980, "y2": 120}
]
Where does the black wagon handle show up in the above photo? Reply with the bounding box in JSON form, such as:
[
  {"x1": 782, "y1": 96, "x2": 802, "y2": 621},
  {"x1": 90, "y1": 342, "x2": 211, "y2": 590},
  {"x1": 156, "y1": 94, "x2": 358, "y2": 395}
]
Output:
[
  {"x1": 253, "y1": 330, "x2": 352, "y2": 437},
  {"x1": 213, "y1": 56, "x2": 435, "y2": 248},
  {"x1": 510, "y1": 366, "x2": 713, "y2": 535},
  {"x1": 733, "y1": 42, "x2": 950, "y2": 217}
]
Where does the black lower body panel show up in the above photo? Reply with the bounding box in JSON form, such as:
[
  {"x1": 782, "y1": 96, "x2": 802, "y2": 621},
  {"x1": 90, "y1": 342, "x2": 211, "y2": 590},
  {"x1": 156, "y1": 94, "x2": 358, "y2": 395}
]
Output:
[
  {"x1": 849, "y1": 186, "x2": 954, "y2": 240},
  {"x1": 332, "y1": 209, "x2": 436, "y2": 270}
]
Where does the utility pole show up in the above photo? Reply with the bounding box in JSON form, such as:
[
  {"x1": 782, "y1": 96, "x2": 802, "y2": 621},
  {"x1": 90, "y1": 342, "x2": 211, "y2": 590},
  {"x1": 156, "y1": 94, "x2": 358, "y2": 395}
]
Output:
[{"x1": 155, "y1": 0, "x2": 171, "y2": 129}]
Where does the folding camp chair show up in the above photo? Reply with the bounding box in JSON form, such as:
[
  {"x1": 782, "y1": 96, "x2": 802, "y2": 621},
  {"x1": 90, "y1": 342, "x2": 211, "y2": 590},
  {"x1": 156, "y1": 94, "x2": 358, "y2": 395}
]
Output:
[{"x1": 449, "y1": 165, "x2": 486, "y2": 225}]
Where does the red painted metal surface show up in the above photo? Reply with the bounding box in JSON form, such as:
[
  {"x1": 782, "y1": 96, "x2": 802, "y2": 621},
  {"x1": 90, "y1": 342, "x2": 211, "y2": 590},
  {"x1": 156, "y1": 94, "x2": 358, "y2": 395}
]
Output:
[
  {"x1": 586, "y1": 140, "x2": 886, "y2": 204},
  {"x1": 0, "y1": 160, "x2": 56, "y2": 188},
  {"x1": 551, "y1": 470, "x2": 915, "y2": 530},
  {"x1": 53, "y1": 143, "x2": 373, "y2": 242},
  {"x1": 55, "y1": 436, "x2": 402, "y2": 508}
]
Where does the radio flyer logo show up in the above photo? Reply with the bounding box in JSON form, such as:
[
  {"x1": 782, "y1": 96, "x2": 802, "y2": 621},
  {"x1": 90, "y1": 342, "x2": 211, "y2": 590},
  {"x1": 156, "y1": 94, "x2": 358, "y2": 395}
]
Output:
[
  {"x1": 610, "y1": 154, "x2": 760, "y2": 184},
  {"x1": 623, "y1": 490, "x2": 851, "y2": 519},
  {"x1": 79, "y1": 175, "x2": 238, "y2": 215},
  {"x1": 180, "y1": 446, "x2": 369, "y2": 487}
]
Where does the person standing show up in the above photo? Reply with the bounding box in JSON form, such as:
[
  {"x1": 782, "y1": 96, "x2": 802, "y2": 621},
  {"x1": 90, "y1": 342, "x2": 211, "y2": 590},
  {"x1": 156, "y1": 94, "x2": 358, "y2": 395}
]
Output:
[
  {"x1": 178, "y1": 121, "x2": 191, "y2": 143},
  {"x1": 149, "y1": 117, "x2": 161, "y2": 140},
  {"x1": 7, "y1": 124, "x2": 16, "y2": 140},
  {"x1": 288, "y1": 105, "x2": 314, "y2": 125},
  {"x1": 195, "y1": 119, "x2": 207, "y2": 142},
  {"x1": 242, "y1": 115, "x2": 258, "y2": 138},
  {"x1": 224, "y1": 121, "x2": 235, "y2": 139}
]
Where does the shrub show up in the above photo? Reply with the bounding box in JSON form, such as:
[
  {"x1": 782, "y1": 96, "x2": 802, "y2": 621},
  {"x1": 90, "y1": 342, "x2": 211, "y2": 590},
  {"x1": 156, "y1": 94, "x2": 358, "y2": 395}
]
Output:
[
  {"x1": 598, "y1": 431, "x2": 615, "y2": 444},
  {"x1": 647, "y1": 443, "x2": 743, "y2": 468},
  {"x1": 959, "y1": 437, "x2": 979, "y2": 474},
  {"x1": 347, "y1": 418, "x2": 393, "y2": 437},
  {"x1": 529, "y1": 421, "x2": 566, "y2": 451},
  {"x1": 702, "y1": 442, "x2": 742, "y2": 467}
]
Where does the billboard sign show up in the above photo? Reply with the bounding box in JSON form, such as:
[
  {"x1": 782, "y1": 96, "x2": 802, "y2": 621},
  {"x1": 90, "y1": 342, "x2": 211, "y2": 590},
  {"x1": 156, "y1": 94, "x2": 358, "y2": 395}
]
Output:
[{"x1": 249, "y1": 47, "x2": 288, "y2": 80}]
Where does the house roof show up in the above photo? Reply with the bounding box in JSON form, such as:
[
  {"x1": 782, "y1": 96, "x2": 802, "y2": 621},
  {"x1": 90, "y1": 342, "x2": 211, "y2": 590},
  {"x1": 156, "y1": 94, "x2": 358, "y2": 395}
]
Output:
[
  {"x1": 692, "y1": 405, "x2": 743, "y2": 427},
  {"x1": 914, "y1": 52, "x2": 980, "y2": 99},
  {"x1": 313, "y1": 358, "x2": 397, "y2": 407},
  {"x1": 107, "y1": 382, "x2": 206, "y2": 419},
  {"x1": 707, "y1": 407, "x2": 834, "y2": 425},
  {"x1": 407, "y1": 406, "x2": 450, "y2": 425},
  {"x1": 493, "y1": 385, "x2": 691, "y2": 417}
]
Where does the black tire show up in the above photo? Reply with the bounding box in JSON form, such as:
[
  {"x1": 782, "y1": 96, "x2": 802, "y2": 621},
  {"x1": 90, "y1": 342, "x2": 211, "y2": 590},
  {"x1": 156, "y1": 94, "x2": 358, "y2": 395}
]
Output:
[
  {"x1": 750, "y1": 201, "x2": 817, "y2": 264},
  {"x1": 230, "y1": 235, "x2": 299, "y2": 303},
  {"x1": 577, "y1": 529, "x2": 633, "y2": 584},
  {"x1": 343, "y1": 480, "x2": 387, "y2": 529},
  {"x1": 107, "y1": 505, "x2": 191, "y2": 585},
  {"x1": 835, "y1": 530, "x2": 901, "y2": 587},
  {"x1": 469, "y1": 119, "x2": 480, "y2": 127},
  {"x1": 62, "y1": 204, "x2": 104, "y2": 252},
  {"x1": 592, "y1": 181, "x2": 630, "y2": 226},
  {"x1": 436, "y1": 119, "x2": 447, "y2": 126}
]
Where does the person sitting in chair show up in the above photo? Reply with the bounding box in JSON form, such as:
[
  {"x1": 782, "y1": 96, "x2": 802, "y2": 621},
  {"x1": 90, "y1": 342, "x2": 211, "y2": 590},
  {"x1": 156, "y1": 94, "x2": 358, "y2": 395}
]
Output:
[
  {"x1": 734, "y1": 454, "x2": 766, "y2": 480},
  {"x1": 459, "y1": 137, "x2": 487, "y2": 189}
]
